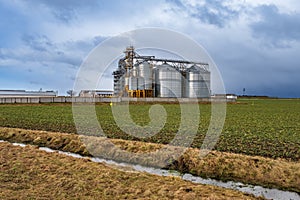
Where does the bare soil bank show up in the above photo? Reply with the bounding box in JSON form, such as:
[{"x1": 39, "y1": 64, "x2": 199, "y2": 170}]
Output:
[
  {"x1": 0, "y1": 127, "x2": 299, "y2": 194},
  {"x1": 0, "y1": 142, "x2": 262, "y2": 200}
]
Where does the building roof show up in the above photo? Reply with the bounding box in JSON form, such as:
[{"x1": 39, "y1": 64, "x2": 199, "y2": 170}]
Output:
[{"x1": 0, "y1": 90, "x2": 57, "y2": 97}]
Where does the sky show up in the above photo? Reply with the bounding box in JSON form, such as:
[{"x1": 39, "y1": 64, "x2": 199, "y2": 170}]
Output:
[{"x1": 0, "y1": 0, "x2": 300, "y2": 97}]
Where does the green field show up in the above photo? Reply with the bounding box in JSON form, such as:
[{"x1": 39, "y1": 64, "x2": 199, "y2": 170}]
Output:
[{"x1": 0, "y1": 99, "x2": 299, "y2": 160}]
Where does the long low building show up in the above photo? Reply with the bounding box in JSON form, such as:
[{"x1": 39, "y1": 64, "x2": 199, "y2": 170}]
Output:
[
  {"x1": 0, "y1": 90, "x2": 57, "y2": 98},
  {"x1": 79, "y1": 90, "x2": 113, "y2": 97}
]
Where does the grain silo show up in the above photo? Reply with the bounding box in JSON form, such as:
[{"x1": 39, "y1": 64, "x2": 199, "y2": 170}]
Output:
[
  {"x1": 129, "y1": 77, "x2": 138, "y2": 90},
  {"x1": 155, "y1": 63, "x2": 182, "y2": 98},
  {"x1": 112, "y1": 46, "x2": 210, "y2": 99},
  {"x1": 185, "y1": 65, "x2": 211, "y2": 98},
  {"x1": 138, "y1": 61, "x2": 152, "y2": 90}
]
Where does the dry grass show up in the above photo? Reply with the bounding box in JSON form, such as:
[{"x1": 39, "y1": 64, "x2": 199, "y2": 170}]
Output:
[
  {"x1": 179, "y1": 149, "x2": 300, "y2": 193},
  {"x1": 0, "y1": 142, "x2": 261, "y2": 200},
  {"x1": 0, "y1": 127, "x2": 299, "y2": 194}
]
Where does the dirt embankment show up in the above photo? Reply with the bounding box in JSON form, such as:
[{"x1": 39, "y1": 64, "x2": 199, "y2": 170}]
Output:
[
  {"x1": 0, "y1": 142, "x2": 262, "y2": 200},
  {"x1": 0, "y1": 127, "x2": 299, "y2": 194}
]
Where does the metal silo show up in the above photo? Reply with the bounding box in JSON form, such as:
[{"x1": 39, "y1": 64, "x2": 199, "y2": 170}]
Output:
[
  {"x1": 155, "y1": 63, "x2": 182, "y2": 98},
  {"x1": 137, "y1": 77, "x2": 145, "y2": 90},
  {"x1": 132, "y1": 64, "x2": 138, "y2": 77},
  {"x1": 200, "y1": 69, "x2": 211, "y2": 97},
  {"x1": 186, "y1": 65, "x2": 210, "y2": 98},
  {"x1": 129, "y1": 77, "x2": 138, "y2": 90},
  {"x1": 138, "y1": 61, "x2": 152, "y2": 90}
]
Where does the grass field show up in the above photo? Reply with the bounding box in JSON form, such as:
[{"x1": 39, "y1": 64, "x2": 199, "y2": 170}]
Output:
[{"x1": 0, "y1": 99, "x2": 299, "y2": 160}]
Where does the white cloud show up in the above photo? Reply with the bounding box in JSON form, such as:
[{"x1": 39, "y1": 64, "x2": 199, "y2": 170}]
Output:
[{"x1": 243, "y1": 0, "x2": 300, "y2": 13}]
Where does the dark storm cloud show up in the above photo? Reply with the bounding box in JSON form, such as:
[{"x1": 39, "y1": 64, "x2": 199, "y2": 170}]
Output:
[
  {"x1": 192, "y1": 1, "x2": 239, "y2": 28},
  {"x1": 167, "y1": 0, "x2": 240, "y2": 28},
  {"x1": 172, "y1": 1, "x2": 300, "y2": 97},
  {"x1": 1, "y1": 0, "x2": 299, "y2": 97},
  {"x1": 22, "y1": 34, "x2": 53, "y2": 52},
  {"x1": 52, "y1": 9, "x2": 77, "y2": 23},
  {"x1": 24, "y1": 0, "x2": 100, "y2": 23},
  {"x1": 1, "y1": 34, "x2": 107, "y2": 67},
  {"x1": 251, "y1": 5, "x2": 300, "y2": 47},
  {"x1": 20, "y1": 34, "x2": 79, "y2": 65},
  {"x1": 166, "y1": 0, "x2": 185, "y2": 8},
  {"x1": 210, "y1": 40, "x2": 300, "y2": 98}
]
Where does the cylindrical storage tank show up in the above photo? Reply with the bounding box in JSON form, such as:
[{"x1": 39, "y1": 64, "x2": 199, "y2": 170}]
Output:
[
  {"x1": 138, "y1": 61, "x2": 152, "y2": 89},
  {"x1": 155, "y1": 63, "x2": 182, "y2": 98},
  {"x1": 201, "y1": 69, "x2": 211, "y2": 97},
  {"x1": 129, "y1": 77, "x2": 138, "y2": 90},
  {"x1": 186, "y1": 65, "x2": 210, "y2": 98},
  {"x1": 137, "y1": 77, "x2": 145, "y2": 90},
  {"x1": 125, "y1": 76, "x2": 129, "y2": 87},
  {"x1": 131, "y1": 64, "x2": 138, "y2": 77},
  {"x1": 201, "y1": 70, "x2": 210, "y2": 82}
]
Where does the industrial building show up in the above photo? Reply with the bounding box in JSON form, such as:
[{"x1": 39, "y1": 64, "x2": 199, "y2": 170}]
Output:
[
  {"x1": 113, "y1": 46, "x2": 210, "y2": 98},
  {"x1": 79, "y1": 90, "x2": 113, "y2": 97},
  {"x1": 0, "y1": 90, "x2": 57, "y2": 98}
]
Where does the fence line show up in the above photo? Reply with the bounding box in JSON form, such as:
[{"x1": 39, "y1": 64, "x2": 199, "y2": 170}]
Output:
[{"x1": 0, "y1": 96, "x2": 233, "y2": 104}]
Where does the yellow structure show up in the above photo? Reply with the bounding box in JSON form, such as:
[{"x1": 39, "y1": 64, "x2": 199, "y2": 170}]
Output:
[{"x1": 128, "y1": 90, "x2": 153, "y2": 98}]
